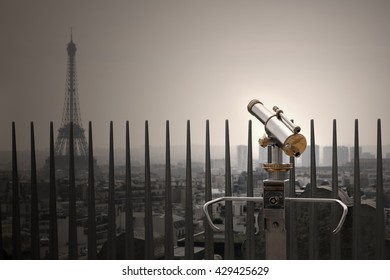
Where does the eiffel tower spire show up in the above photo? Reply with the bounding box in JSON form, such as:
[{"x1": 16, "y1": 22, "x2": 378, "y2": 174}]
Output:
[{"x1": 55, "y1": 32, "x2": 88, "y2": 157}]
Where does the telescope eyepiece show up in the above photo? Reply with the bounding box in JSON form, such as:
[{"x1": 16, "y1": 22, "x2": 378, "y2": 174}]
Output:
[{"x1": 247, "y1": 99, "x2": 262, "y2": 113}]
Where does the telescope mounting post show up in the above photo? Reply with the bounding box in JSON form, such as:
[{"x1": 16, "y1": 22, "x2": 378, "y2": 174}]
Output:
[{"x1": 262, "y1": 138, "x2": 291, "y2": 260}]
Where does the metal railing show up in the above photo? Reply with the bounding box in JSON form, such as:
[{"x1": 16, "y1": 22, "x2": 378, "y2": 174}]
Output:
[{"x1": 0, "y1": 118, "x2": 387, "y2": 259}]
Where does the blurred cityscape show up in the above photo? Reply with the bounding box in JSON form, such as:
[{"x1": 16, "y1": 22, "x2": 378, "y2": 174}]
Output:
[{"x1": 1, "y1": 143, "x2": 389, "y2": 259}]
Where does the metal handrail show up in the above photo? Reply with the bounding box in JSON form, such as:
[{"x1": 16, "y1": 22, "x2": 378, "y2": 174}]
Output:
[
  {"x1": 203, "y1": 196, "x2": 348, "y2": 234},
  {"x1": 285, "y1": 197, "x2": 348, "y2": 234},
  {"x1": 203, "y1": 197, "x2": 264, "y2": 232}
]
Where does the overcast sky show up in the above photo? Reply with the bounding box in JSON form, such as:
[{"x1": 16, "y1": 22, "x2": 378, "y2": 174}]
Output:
[{"x1": 1, "y1": 0, "x2": 390, "y2": 152}]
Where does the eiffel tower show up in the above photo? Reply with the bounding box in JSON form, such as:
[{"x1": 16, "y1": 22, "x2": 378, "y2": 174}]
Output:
[
  {"x1": 55, "y1": 32, "x2": 88, "y2": 158},
  {"x1": 43, "y1": 32, "x2": 96, "y2": 178}
]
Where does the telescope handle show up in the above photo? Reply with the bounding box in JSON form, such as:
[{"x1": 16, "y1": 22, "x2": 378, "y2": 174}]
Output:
[{"x1": 203, "y1": 196, "x2": 348, "y2": 234}]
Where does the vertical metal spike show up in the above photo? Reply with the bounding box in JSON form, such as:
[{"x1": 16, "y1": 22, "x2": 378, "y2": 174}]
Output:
[
  {"x1": 125, "y1": 121, "x2": 135, "y2": 260},
  {"x1": 287, "y1": 120, "x2": 297, "y2": 260},
  {"x1": 0, "y1": 199, "x2": 3, "y2": 259},
  {"x1": 164, "y1": 121, "x2": 174, "y2": 259},
  {"x1": 246, "y1": 120, "x2": 255, "y2": 259},
  {"x1": 185, "y1": 120, "x2": 194, "y2": 260},
  {"x1": 352, "y1": 119, "x2": 361, "y2": 259},
  {"x1": 224, "y1": 120, "x2": 234, "y2": 259},
  {"x1": 30, "y1": 122, "x2": 40, "y2": 259},
  {"x1": 204, "y1": 120, "x2": 214, "y2": 260},
  {"x1": 376, "y1": 119, "x2": 385, "y2": 259},
  {"x1": 49, "y1": 122, "x2": 58, "y2": 259},
  {"x1": 88, "y1": 122, "x2": 97, "y2": 259},
  {"x1": 308, "y1": 119, "x2": 317, "y2": 259},
  {"x1": 68, "y1": 122, "x2": 78, "y2": 259},
  {"x1": 12, "y1": 122, "x2": 21, "y2": 259},
  {"x1": 107, "y1": 121, "x2": 116, "y2": 259},
  {"x1": 331, "y1": 119, "x2": 341, "y2": 259},
  {"x1": 144, "y1": 121, "x2": 154, "y2": 259}
]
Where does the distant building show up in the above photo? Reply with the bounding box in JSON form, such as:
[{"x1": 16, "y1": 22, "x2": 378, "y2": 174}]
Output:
[
  {"x1": 237, "y1": 145, "x2": 247, "y2": 171},
  {"x1": 361, "y1": 152, "x2": 375, "y2": 159},
  {"x1": 211, "y1": 159, "x2": 224, "y2": 173},
  {"x1": 323, "y1": 146, "x2": 349, "y2": 166},
  {"x1": 301, "y1": 145, "x2": 320, "y2": 167},
  {"x1": 339, "y1": 146, "x2": 349, "y2": 165}
]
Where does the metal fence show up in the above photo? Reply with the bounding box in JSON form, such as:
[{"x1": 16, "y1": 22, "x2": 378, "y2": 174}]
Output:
[{"x1": 0, "y1": 118, "x2": 387, "y2": 260}]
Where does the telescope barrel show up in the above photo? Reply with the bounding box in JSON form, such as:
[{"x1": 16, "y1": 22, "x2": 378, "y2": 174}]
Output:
[{"x1": 247, "y1": 99, "x2": 307, "y2": 157}]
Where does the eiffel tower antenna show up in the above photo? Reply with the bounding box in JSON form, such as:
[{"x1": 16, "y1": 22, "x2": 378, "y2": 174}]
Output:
[{"x1": 54, "y1": 31, "x2": 88, "y2": 158}]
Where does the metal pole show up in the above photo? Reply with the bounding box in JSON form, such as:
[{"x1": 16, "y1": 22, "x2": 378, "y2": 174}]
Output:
[
  {"x1": 185, "y1": 120, "x2": 194, "y2": 259},
  {"x1": 164, "y1": 121, "x2": 174, "y2": 259},
  {"x1": 68, "y1": 122, "x2": 78, "y2": 260},
  {"x1": 287, "y1": 143, "x2": 297, "y2": 260},
  {"x1": 246, "y1": 120, "x2": 255, "y2": 259},
  {"x1": 144, "y1": 121, "x2": 154, "y2": 259},
  {"x1": 224, "y1": 120, "x2": 234, "y2": 259},
  {"x1": 125, "y1": 121, "x2": 135, "y2": 260},
  {"x1": 49, "y1": 122, "x2": 58, "y2": 259},
  {"x1": 204, "y1": 120, "x2": 214, "y2": 260},
  {"x1": 263, "y1": 146, "x2": 288, "y2": 259},
  {"x1": 309, "y1": 120, "x2": 318, "y2": 259},
  {"x1": 107, "y1": 121, "x2": 116, "y2": 259},
  {"x1": 331, "y1": 119, "x2": 341, "y2": 259},
  {"x1": 376, "y1": 119, "x2": 385, "y2": 259},
  {"x1": 0, "y1": 199, "x2": 3, "y2": 259},
  {"x1": 30, "y1": 122, "x2": 40, "y2": 259},
  {"x1": 353, "y1": 119, "x2": 361, "y2": 259},
  {"x1": 88, "y1": 122, "x2": 97, "y2": 259},
  {"x1": 12, "y1": 122, "x2": 21, "y2": 259}
]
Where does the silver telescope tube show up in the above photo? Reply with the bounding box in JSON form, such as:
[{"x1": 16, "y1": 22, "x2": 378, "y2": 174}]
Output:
[{"x1": 247, "y1": 99, "x2": 307, "y2": 157}]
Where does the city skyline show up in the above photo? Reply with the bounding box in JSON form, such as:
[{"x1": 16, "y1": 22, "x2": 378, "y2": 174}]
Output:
[{"x1": 1, "y1": 0, "x2": 390, "y2": 152}]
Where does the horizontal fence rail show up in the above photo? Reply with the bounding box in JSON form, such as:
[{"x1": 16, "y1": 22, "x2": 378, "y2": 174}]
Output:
[{"x1": 0, "y1": 119, "x2": 388, "y2": 260}]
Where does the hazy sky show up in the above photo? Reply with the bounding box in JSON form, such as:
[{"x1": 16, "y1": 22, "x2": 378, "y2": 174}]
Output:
[{"x1": 1, "y1": 0, "x2": 390, "y2": 152}]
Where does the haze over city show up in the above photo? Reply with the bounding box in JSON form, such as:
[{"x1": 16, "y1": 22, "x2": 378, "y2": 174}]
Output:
[
  {"x1": 1, "y1": 0, "x2": 390, "y2": 265},
  {"x1": 1, "y1": 0, "x2": 390, "y2": 152}
]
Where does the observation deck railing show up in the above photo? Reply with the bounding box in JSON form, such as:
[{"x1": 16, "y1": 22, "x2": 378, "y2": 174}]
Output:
[{"x1": 0, "y1": 119, "x2": 387, "y2": 259}]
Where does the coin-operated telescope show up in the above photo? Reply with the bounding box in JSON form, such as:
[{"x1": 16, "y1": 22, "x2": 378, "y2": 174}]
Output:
[
  {"x1": 203, "y1": 99, "x2": 348, "y2": 259},
  {"x1": 247, "y1": 99, "x2": 307, "y2": 259}
]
